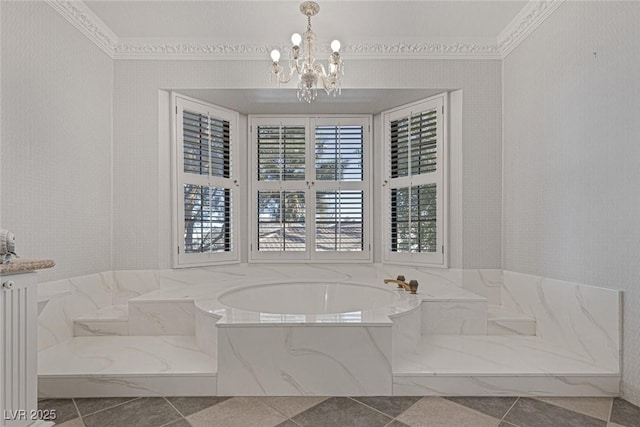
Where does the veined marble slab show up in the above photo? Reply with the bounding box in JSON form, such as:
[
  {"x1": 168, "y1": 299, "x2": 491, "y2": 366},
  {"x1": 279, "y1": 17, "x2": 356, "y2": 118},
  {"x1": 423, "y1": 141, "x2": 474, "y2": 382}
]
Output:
[
  {"x1": 502, "y1": 271, "x2": 621, "y2": 372},
  {"x1": 393, "y1": 375, "x2": 619, "y2": 397},
  {"x1": 38, "y1": 373, "x2": 217, "y2": 398},
  {"x1": 128, "y1": 300, "x2": 195, "y2": 335},
  {"x1": 461, "y1": 269, "x2": 503, "y2": 306},
  {"x1": 37, "y1": 272, "x2": 114, "y2": 351},
  {"x1": 73, "y1": 304, "x2": 129, "y2": 336},
  {"x1": 421, "y1": 301, "x2": 488, "y2": 335},
  {"x1": 38, "y1": 335, "x2": 216, "y2": 376},
  {"x1": 394, "y1": 335, "x2": 618, "y2": 376},
  {"x1": 217, "y1": 325, "x2": 392, "y2": 396}
]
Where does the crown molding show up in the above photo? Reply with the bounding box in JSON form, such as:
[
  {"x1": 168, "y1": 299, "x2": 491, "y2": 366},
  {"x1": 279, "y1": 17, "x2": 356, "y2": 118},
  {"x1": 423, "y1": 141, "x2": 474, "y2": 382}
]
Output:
[
  {"x1": 113, "y1": 40, "x2": 272, "y2": 60},
  {"x1": 46, "y1": 0, "x2": 563, "y2": 61},
  {"x1": 112, "y1": 40, "x2": 501, "y2": 60},
  {"x1": 498, "y1": 0, "x2": 565, "y2": 58},
  {"x1": 45, "y1": 0, "x2": 117, "y2": 57}
]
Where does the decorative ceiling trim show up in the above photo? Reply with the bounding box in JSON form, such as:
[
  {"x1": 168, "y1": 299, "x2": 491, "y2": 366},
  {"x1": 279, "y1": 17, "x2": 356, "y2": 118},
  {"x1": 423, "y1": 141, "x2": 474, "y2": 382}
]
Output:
[
  {"x1": 45, "y1": 0, "x2": 117, "y2": 57},
  {"x1": 46, "y1": 0, "x2": 563, "y2": 61},
  {"x1": 112, "y1": 40, "x2": 502, "y2": 60},
  {"x1": 498, "y1": 0, "x2": 565, "y2": 57}
]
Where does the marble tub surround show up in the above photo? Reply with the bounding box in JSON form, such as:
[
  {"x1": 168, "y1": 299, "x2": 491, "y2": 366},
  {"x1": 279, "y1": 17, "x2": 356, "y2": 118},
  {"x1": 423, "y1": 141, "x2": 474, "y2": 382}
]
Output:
[
  {"x1": 37, "y1": 271, "x2": 114, "y2": 351},
  {"x1": 393, "y1": 335, "x2": 620, "y2": 397},
  {"x1": 421, "y1": 300, "x2": 488, "y2": 335},
  {"x1": 128, "y1": 300, "x2": 195, "y2": 335},
  {"x1": 462, "y1": 269, "x2": 503, "y2": 306},
  {"x1": 73, "y1": 304, "x2": 129, "y2": 336},
  {"x1": 217, "y1": 325, "x2": 393, "y2": 396},
  {"x1": 486, "y1": 305, "x2": 536, "y2": 336},
  {"x1": 36, "y1": 263, "x2": 623, "y2": 398},
  {"x1": 502, "y1": 271, "x2": 621, "y2": 372},
  {"x1": 38, "y1": 336, "x2": 217, "y2": 398}
]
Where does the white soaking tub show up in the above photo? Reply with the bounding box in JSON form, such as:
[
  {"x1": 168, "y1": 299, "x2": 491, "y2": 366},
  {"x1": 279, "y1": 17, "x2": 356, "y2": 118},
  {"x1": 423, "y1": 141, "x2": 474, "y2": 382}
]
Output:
[
  {"x1": 218, "y1": 282, "x2": 396, "y2": 315},
  {"x1": 196, "y1": 281, "x2": 421, "y2": 396}
]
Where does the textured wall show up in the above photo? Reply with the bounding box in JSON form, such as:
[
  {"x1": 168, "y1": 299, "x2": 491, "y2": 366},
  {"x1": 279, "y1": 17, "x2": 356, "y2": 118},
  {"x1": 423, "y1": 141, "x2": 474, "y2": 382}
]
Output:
[
  {"x1": 0, "y1": 2, "x2": 113, "y2": 281},
  {"x1": 112, "y1": 59, "x2": 502, "y2": 270},
  {"x1": 503, "y1": 1, "x2": 640, "y2": 405}
]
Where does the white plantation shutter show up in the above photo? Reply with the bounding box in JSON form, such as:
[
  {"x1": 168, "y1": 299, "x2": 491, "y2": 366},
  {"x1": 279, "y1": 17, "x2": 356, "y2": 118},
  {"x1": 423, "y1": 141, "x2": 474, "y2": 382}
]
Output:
[
  {"x1": 257, "y1": 125, "x2": 306, "y2": 181},
  {"x1": 250, "y1": 116, "x2": 370, "y2": 261},
  {"x1": 384, "y1": 95, "x2": 446, "y2": 265},
  {"x1": 174, "y1": 96, "x2": 239, "y2": 266},
  {"x1": 315, "y1": 125, "x2": 364, "y2": 181},
  {"x1": 257, "y1": 190, "x2": 306, "y2": 252},
  {"x1": 315, "y1": 190, "x2": 364, "y2": 252}
]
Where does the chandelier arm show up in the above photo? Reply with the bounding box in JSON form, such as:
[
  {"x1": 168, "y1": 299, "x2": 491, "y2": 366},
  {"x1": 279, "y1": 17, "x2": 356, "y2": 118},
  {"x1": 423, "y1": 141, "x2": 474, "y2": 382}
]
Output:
[{"x1": 276, "y1": 65, "x2": 297, "y2": 84}]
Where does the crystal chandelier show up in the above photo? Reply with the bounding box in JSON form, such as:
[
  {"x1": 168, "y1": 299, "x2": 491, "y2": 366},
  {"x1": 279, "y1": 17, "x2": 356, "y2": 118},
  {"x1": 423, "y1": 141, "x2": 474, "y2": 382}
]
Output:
[{"x1": 269, "y1": 1, "x2": 344, "y2": 103}]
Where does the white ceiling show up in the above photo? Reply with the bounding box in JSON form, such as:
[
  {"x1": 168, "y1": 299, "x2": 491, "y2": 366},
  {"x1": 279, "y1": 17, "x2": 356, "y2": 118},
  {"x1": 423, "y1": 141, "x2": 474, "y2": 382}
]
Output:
[
  {"x1": 175, "y1": 88, "x2": 445, "y2": 114},
  {"x1": 85, "y1": 1, "x2": 528, "y2": 45}
]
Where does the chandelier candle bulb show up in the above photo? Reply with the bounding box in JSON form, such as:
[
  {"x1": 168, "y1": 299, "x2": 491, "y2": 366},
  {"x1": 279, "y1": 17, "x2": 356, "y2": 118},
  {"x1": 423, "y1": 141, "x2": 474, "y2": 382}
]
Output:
[{"x1": 269, "y1": 1, "x2": 344, "y2": 103}]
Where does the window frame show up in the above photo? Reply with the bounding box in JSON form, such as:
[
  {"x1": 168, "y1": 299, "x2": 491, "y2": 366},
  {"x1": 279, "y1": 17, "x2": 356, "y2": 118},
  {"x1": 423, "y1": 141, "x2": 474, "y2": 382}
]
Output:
[
  {"x1": 382, "y1": 93, "x2": 448, "y2": 267},
  {"x1": 249, "y1": 115, "x2": 372, "y2": 263},
  {"x1": 171, "y1": 93, "x2": 240, "y2": 267}
]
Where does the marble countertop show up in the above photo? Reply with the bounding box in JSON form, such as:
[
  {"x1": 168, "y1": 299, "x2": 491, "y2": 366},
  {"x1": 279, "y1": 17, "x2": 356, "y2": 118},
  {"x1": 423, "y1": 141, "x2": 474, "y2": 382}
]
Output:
[{"x1": 0, "y1": 258, "x2": 55, "y2": 275}]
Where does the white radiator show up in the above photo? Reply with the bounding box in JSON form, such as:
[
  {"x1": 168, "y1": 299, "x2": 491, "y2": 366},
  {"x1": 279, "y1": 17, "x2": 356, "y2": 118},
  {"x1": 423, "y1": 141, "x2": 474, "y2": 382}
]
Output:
[{"x1": 1, "y1": 273, "x2": 37, "y2": 427}]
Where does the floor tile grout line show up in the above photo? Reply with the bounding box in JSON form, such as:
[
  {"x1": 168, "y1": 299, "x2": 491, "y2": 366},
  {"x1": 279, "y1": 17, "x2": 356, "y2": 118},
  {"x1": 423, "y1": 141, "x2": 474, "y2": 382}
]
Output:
[
  {"x1": 259, "y1": 397, "x2": 312, "y2": 420},
  {"x1": 499, "y1": 396, "x2": 521, "y2": 424},
  {"x1": 71, "y1": 398, "x2": 85, "y2": 426},
  {"x1": 443, "y1": 396, "x2": 515, "y2": 424},
  {"x1": 607, "y1": 396, "x2": 614, "y2": 422},
  {"x1": 346, "y1": 396, "x2": 400, "y2": 421},
  {"x1": 163, "y1": 396, "x2": 188, "y2": 419},
  {"x1": 286, "y1": 417, "x2": 303, "y2": 427},
  {"x1": 533, "y1": 396, "x2": 615, "y2": 422},
  {"x1": 158, "y1": 416, "x2": 188, "y2": 427},
  {"x1": 74, "y1": 397, "x2": 142, "y2": 419}
]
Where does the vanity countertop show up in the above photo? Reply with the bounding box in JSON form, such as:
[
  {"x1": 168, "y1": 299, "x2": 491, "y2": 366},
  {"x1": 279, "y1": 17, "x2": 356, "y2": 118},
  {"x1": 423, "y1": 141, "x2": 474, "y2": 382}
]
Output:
[{"x1": 0, "y1": 258, "x2": 55, "y2": 275}]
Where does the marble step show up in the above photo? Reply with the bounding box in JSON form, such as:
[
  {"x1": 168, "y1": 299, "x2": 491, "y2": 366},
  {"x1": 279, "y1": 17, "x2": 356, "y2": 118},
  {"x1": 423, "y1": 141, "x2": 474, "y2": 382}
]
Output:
[
  {"x1": 421, "y1": 292, "x2": 487, "y2": 335},
  {"x1": 127, "y1": 298, "x2": 195, "y2": 336},
  {"x1": 38, "y1": 335, "x2": 217, "y2": 398},
  {"x1": 73, "y1": 304, "x2": 129, "y2": 336},
  {"x1": 393, "y1": 334, "x2": 619, "y2": 396},
  {"x1": 487, "y1": 305, "x2": 536, "y2": 335}
]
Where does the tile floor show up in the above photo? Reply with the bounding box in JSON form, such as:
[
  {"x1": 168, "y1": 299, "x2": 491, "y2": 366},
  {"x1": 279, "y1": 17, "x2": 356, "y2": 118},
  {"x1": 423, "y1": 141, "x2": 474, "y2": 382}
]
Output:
[{"x1": 38, "y1": 395, "x2": 640, "y2": 427}]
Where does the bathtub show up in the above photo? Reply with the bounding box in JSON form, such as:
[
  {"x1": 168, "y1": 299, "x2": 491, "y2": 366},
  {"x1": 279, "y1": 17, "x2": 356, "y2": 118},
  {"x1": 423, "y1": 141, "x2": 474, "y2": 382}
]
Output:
[
  {"x1": 198, "y1": 280, "x2": 421, "y2": 396},
  {"x1": 218, "y1": 281, "x2": 398, "y2": 315}
]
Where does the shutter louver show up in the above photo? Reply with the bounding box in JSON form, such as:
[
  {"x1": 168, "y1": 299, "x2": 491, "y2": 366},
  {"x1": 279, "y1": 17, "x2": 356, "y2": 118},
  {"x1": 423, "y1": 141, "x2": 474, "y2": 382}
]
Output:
[
  {"x1": 315, "y1": 125, "x2": 363, "y2": 181},
  {"x1": 391, "y1": 184, "x2": 437, "y2": 253},
  {"x1": 257, "y1": 125, "x2": 306, "y2": 181},
  {"x1": 315, "y1": 191, "x2": 364, "y2": 251},
  {"x1": 183, "y1": 185, "x2": 232, "y2": 253},
  {"x1": 257, "y1": 190, "x2": 306, "y2": 251},
  {"x1": 390, "y1": 108, "x2": 437, "y2": 178},
  {"x1": 183, "y1": 110, "x2": 230, "y2": 178}
]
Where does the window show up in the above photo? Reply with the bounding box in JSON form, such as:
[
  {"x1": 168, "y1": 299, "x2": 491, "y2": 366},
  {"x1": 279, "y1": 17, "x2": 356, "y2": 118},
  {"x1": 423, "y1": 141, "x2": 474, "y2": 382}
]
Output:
[
  {"x1": 172, "y1": 95, "x2": 239, "y2": 266},
  {"x1": 250, "y1": 116, "x2": 371, "y2": 261},
  {"x1": 383, "y1": 95, "x2": 446, "y2": 265}
]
